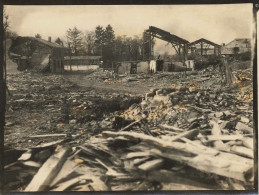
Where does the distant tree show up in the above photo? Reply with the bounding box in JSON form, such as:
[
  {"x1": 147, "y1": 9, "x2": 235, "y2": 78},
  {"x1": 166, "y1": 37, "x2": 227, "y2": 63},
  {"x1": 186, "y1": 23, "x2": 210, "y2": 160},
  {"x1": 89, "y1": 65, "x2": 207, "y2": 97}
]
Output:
[
  {"x1": 94, "y1": 25, "x2": 105, "y2": 55},
  {"x1": 102, "y1": 25, "x2": 115, "y2": 64},
  {"x1": 35, "y1": 34, "x2": 42, "y2": 39},
  {"x1": 55, "y1": 37, "x2": 63, "y2": 45},
  {"x1": 85, "y1": 31, "x2": 95, "y2": 55},
  {"x1": 66, "y1": 26, "x2": 83, "y2": 55},
  {"x1": 114, "y1": 35, "x2": 143, "y2": 61},
  {"x1": 103, "y1": 24, "x2": 115, "y2": 45},
  {"x1": 94, "y1": 24, "x2": 115, "y2": 66}
]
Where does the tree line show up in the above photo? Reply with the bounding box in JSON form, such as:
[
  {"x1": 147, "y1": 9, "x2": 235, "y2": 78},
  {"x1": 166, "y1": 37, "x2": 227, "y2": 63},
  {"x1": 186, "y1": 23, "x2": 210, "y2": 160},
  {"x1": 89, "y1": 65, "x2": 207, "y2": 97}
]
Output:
[{"x1": 60, "y1": 25, "x2": 151, "y2": 62}]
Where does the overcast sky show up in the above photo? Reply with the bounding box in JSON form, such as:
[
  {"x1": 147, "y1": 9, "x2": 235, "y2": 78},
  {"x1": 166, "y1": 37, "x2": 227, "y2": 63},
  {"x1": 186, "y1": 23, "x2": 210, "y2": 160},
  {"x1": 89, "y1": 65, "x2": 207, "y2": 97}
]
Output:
[{"x1": 5, "y1": 4, "x2": 254, "y2": 55}]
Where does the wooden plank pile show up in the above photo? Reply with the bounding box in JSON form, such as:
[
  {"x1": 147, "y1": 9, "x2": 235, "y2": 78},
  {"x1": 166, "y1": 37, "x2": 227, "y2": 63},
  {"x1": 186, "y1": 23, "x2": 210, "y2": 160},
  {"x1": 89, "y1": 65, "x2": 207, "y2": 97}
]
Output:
[{"x1": 4, "y1": 119, "x2": 254, "y2": 191}]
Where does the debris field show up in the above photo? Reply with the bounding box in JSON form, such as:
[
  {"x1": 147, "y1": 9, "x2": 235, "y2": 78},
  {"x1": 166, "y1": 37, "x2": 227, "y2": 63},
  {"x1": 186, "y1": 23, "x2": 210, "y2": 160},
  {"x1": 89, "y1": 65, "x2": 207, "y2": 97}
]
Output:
[{"x1": 3, "y1": 66, "x2": 254, "y2": 191}]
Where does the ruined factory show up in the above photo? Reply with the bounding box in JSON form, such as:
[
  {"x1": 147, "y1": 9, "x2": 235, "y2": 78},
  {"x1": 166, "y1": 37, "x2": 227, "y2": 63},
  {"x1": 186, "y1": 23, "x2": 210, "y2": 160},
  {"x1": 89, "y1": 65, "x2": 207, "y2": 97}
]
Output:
[{"x1": 1, "y1": 4, "x2": 256, "y2": 193}]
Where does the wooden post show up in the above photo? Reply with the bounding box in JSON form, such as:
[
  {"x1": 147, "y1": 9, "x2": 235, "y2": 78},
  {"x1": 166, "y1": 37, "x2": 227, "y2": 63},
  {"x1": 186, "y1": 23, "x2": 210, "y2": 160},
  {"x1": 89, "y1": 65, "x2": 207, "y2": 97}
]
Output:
[
  {"x1": 149, "y1": 32, "x2": 152, "y2": 60},
  {"x1": 223, "y1": 57, "x2": 233, "y2": 85},
  {"x1": 4, "y1": 28, "x2": 7, "y2": 81},
  {"x1": 0, "y1": 4, "x2": 6, "y2": 189},
  {"x1": 68, "y1": 43, "x2": 72, "y2": 72},
  {"x1": 201, "y1": 41, "x2": 203, "y2": 56}
]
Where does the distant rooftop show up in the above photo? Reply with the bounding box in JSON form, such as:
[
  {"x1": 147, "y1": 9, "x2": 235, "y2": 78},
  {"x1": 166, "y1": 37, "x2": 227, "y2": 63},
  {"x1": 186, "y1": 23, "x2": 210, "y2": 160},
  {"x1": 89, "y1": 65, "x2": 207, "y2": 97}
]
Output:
[
  {"x1": 14, "y1": 36, "x2": 67, "y2": 49},
  {"x1": 64, "y1": 56, "x2": 102, "y2": 60}
]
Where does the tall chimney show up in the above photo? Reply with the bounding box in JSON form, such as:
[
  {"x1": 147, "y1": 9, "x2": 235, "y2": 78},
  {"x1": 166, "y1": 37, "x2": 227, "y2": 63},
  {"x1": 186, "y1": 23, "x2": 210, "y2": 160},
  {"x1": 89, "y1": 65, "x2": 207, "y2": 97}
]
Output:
[{"x1": 48, "y1": 36, "x2": 51, "y2": 42}]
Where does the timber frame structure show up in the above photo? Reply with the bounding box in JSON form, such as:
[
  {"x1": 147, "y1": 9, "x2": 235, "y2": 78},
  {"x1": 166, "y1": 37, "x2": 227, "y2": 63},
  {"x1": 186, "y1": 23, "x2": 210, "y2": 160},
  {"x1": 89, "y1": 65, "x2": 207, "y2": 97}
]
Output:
[
  {"x1": 143, "y1": 26, "x2": 189, "y2": 63},
  {"x1": 188, "y1": 38, "x2": 221, "y2": 56}
]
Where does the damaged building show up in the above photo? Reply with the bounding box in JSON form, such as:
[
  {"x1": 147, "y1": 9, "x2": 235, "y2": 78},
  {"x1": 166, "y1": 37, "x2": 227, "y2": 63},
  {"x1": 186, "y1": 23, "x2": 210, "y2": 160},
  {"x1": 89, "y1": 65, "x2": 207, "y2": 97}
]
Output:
[
  {"x1": 9, "y1": 36, "x2": 68, "y2": 73},
  {"x1": 221, "y1": 38, "x2": 251, "y2": 55}
]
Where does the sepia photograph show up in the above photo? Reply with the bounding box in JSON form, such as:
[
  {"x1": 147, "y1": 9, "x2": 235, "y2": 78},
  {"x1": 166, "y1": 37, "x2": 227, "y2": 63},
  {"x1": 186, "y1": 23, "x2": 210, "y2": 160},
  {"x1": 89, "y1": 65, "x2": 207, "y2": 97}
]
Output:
[{"x1": 0, "y1": 3, "x2": 256, "y2": 192}]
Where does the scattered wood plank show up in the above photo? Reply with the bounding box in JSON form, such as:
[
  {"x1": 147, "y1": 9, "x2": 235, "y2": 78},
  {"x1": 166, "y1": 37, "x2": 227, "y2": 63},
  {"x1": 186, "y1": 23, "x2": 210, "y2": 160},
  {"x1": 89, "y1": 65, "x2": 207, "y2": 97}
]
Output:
[
  {"x1": 25, "y1": 147, "x2": 71, "y2": 191},
  {"x1": 168, "y1": 129, "x2": 200, "y2": 142},
  {"x1": 75, "y1": 166, "x2": 109, "y2": 191},
  {"x1": 31, "y1": 139, "x2": 66, "y2": 149},
  {"x1": 102, "y1": 131, "x2": 253, "y2": 182},
  {"x1": 30, "y1": 134, "x2": 80, "y2": 138},
  {"x1": 18, "y1": 150, "x2": 32, "y2": 161},
  {"x1": 242, "y1": 138, "x2": 253, "y2": 150},
  {"x1": 22, "y1": 161, "x2": 41, "y2": 168},
  {"x1": 4, "y1": 162, "x2": 17, "y2": 169},
  {"x1": 133, "y1": 157, "x2": 150, "y2": 166},
  {"x1": 52, "y1": 175, "x2": 91, "y2": 191},
  {"x1": 147, "y1": 169, "x2": 219, "y2": 189},
  {"x1": 158, "y1": 124, "x2": 185, "y2": 132},
  {"x1": 206, "y1": 135, "x2": 244, "y2": 141},
  {"x1": 138, "y1": 159, "x2": 164, "y2": 171},
  {"x1": 189, "y1": 105, "x2": 212, "y2": 113},
  {"x1": 184, "y1": 153, "x2": 253, "y2": 182},
  {"x1": 50, "y1": 159, "x2": 79, "y2": 188},
  {"x1": 95, "y1": 158, "x2": 125, "y2": 177},
  {"x1": 124, "y1": 151, "x2": 151, "y2": 159},
  {"x1": 101, "y1": 131, "x2": 198, "y2": 156},
  {"x1": 30, "y1": 134, "x2": 67, "y2": 138},
  {"x1": 231, "y1": 146, "x2": 253, "y2": 159},
  {"x1": 235, "y1": 122, "x2": 253, "y2": 133},
  {"x1": 119, "y1": 120, "x2": 141, "y2": 132},
  {"x1": 210, "y1": 121, "x2": 230, "y2": 151},
  {"x1": 227, "y1": 178, "x2": 246, "y2": 190}
]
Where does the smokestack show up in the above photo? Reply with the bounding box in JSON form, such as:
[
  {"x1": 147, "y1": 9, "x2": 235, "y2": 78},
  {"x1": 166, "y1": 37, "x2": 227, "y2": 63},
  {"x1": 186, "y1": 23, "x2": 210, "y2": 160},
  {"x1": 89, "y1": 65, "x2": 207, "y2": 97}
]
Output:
[{"x1": 48, "y1": 36, "x2": 51, "y2": 42}]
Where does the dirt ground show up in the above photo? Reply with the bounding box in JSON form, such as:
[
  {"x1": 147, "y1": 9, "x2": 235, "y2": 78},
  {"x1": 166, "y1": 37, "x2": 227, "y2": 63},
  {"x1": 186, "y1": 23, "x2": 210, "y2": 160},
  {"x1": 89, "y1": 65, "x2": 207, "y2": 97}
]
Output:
[
  {"x1": 4, "y1": 63, "x2": 253, "y2": 149},
  {"x1": 3, "y1": 70, "x2": 187, "y2": 148}
]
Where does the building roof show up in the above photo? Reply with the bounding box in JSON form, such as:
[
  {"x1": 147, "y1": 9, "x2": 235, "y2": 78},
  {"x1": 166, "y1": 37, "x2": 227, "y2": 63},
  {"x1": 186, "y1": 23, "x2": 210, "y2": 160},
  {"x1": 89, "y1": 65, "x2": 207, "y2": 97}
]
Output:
[
  {"x1": 188, "y1": 38, "x2": 221, "y2": 48},
  {"x1": 64, "y1": 56, "x2": 102, "y2": 60}
]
